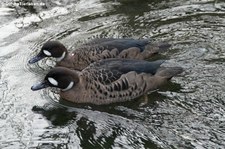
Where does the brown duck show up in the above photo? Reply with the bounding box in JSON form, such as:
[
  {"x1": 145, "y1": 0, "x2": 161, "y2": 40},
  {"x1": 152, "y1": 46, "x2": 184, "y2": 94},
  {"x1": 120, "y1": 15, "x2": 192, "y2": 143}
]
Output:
[
  {"x1": 28, "y1": 38, "x2": 171, "y2": 70},
  {"x1": 31, "y1": 58, "x2": 183, "y2": 105}
]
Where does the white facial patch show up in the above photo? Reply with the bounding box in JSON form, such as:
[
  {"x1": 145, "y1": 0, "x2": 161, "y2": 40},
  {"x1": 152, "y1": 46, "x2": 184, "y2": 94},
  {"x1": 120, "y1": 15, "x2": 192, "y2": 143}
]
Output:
[
  {"x1": 62, "y1": 81, "x2": 74, "y2": 91},
  {"x1": 48, "y1": 77, "x2": 58, "y2": 86},
  {"x1": 43, "y1": 50, "x2": 52, "y2": 56},
  {"x1": 56, "y1": 51, "x2": 66, "y2": 62}
]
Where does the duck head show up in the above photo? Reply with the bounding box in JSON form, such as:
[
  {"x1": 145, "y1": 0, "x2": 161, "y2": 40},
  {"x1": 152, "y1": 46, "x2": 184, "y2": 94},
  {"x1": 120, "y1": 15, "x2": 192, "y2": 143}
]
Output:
[
  {"x1": 29, "y1": 41, "x2": 67, "y2": 64},
  {"x1": 31, "y1": 67, "x2": 79, "y2": 91}
]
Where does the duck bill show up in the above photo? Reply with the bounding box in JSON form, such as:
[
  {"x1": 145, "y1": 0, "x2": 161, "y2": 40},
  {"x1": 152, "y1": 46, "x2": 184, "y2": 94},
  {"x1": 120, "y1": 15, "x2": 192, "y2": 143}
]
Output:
[
  {"x1": 28, "y1": 52, "x2": 45, "y2": 64},
  {"x1": 31, "y1": 81, "x2": 49, "y2": 91}
]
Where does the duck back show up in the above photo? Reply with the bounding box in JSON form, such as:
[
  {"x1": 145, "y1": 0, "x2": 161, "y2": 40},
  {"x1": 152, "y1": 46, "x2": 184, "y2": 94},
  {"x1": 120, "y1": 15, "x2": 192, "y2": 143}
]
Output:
[{"x1": 92, "y1": 58, "x2": 165, "y2": 75}]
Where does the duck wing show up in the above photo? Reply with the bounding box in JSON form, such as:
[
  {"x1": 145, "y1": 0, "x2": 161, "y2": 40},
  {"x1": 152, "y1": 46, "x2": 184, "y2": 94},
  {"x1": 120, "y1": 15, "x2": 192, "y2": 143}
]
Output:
[
  {"x1": 82, "y1": 59, "x2": 164, "y2": 85},
  {"x1": 82, "y1": 59, "x2": 163, "y2": 88},
  {"x1": 93, "y1": 58, "x2": 165, "y2": 75},
  {"x1": 96, "y1": 39, "x2": 149, "y2": 52},
  {"x1": 83, "y1": 38, "x2": 117, "y2": 45},
  {"x1": 81, "y1": 38, "x2": 149, "y2": 52},
  {"x1": 79, "y1": 59, "x2": 166, "y2": 103},
  {"x1": 86, "y1": 38, "x2": 171, "y2": 52}
]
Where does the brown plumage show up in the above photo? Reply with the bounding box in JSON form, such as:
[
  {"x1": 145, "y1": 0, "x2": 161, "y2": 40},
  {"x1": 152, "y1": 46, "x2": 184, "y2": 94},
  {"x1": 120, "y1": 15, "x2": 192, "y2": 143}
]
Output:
[
  {"x1": 31, "y1": 59, "x2": 183, "y2": 105},
  {"x1": 28, "y1": 38, "x2": 171, "y2": 70}
]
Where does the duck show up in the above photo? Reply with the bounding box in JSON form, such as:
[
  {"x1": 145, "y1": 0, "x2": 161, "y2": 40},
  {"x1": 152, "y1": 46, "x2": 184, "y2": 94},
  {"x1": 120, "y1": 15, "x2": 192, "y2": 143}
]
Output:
[
  {"x1": 31, "y1": 58, "x2": 183, "y2": 105},
  {"x1": 28, "y1": 38, "x2": 171, "y2": 70}
]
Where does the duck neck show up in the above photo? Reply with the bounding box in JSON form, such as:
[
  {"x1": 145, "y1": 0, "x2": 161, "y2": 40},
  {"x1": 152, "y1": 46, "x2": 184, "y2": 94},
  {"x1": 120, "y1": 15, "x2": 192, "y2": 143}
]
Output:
[{"x1": 56, "y1": 52, "x2": 74, "y2": 68}]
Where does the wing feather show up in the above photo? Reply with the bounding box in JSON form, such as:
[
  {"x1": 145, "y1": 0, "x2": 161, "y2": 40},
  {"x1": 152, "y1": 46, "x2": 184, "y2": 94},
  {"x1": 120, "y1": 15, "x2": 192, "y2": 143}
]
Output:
[{"x1": 80, "y1": 59, "x2": 163, "y2": 103}]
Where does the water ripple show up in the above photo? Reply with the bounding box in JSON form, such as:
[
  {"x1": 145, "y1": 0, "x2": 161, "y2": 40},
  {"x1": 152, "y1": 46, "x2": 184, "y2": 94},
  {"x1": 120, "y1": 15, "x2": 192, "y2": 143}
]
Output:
[{"x1": 0, "y1": 0, "x2": 225, "y2": 148}]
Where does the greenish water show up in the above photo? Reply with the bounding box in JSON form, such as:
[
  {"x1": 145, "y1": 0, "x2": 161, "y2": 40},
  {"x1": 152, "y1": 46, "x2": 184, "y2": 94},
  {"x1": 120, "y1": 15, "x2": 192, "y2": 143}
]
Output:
[{"x1": 0, "y1": 0, "x2": 225, "y2": 148}]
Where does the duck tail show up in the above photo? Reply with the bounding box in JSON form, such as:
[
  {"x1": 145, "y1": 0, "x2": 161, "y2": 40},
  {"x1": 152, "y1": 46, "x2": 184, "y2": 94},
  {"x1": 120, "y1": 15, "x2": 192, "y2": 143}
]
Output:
[
  {"x1": 157, "y1": 42, "x2": 171, "y2": 51},
  {"x1": 155, "y1": 67, "x2": 183, "y2": 80},
  {"x1": 145, "y1": 42, "x2": 171, "y2": 54}
]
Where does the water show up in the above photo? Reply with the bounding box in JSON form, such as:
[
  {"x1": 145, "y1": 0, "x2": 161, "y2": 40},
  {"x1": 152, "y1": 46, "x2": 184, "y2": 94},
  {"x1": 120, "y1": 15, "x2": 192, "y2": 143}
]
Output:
[{"x1": 0, "y1": 0, "x2": 225, "y2": 148}]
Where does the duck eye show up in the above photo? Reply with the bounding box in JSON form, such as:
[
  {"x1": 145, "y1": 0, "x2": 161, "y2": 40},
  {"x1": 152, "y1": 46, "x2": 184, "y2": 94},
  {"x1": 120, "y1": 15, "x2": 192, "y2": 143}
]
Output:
[
  {"x1": 48, "y1": 77, "x2": 58, "y2": 86},
  {"x1": 43, "y1": 50, "x2": 52, "y2": 56}
]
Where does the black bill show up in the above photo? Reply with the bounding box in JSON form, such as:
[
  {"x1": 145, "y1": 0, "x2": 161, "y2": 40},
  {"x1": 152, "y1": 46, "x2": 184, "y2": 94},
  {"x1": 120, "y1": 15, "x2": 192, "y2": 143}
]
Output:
[
  {"x1": 28, "y1": 52, "x2": 45, "y2": 64},
  {"x1": 31, "y1": 81, "x2": 49, "y2": 91}
]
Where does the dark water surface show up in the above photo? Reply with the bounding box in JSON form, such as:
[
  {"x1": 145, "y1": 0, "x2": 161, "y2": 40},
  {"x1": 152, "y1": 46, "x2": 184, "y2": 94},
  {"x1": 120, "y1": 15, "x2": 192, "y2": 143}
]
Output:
[{"x1": 0, "y1": 0, "x2": 225, "y2": 148}]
